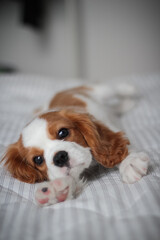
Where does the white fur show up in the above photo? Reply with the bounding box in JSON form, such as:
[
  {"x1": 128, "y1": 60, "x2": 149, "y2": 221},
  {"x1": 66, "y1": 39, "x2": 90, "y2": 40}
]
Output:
[
  {"x1": 74, "y1": 83, "x2": 137, "y2": 131},
  {"x1": 87, "y1": 83, "x2": 136, "y2": 103},
  {"x1": 119, "y1": 152, "x2": 149, "y2": 183},
  {"x1": 22, "y1": 118, "x2": 49, "y2": 149},
  {"x1": 75, "y1": 93, "x2": 119, "y2": 132}
]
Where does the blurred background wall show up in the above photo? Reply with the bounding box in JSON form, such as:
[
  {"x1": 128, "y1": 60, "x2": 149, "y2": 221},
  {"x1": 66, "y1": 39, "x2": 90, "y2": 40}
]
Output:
[{"x1": 0, "y1": 0, "x2": 160, "y2": 81}]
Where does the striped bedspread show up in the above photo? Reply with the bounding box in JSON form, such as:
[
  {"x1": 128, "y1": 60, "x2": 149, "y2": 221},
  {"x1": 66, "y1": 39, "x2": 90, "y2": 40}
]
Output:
[{"x1": 0, "y1": 74, "x2": 160, "y2": 240}]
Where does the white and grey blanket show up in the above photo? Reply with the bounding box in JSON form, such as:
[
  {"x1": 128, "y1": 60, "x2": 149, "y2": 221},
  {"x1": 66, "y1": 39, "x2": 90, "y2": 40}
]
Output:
[{"x1": 0, "y1": 74, "x2": 160, "y2": 240}]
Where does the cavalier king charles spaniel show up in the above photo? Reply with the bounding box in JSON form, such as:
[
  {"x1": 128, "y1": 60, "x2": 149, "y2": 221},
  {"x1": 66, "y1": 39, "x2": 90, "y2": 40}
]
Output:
[{"x1": 2, "y1": 84, "x2": 149, "y2": 206}]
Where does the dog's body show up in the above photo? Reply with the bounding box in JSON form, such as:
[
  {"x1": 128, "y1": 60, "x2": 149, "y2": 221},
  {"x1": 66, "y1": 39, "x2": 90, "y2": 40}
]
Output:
[{"x1": 2, "y1": 83, "x2": 149, "y2": 206}]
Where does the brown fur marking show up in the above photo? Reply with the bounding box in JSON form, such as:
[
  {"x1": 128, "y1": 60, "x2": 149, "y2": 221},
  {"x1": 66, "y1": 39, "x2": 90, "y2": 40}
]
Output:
[
  {"x1": 49, "y1": 86, "x2": 91, "y2": 109},
  {"x1": 2, "y1": 137, "x2": 48, "y2": 183},
  {"x1": 40, "y1": 111, "x2": 88, "y2": 147}
]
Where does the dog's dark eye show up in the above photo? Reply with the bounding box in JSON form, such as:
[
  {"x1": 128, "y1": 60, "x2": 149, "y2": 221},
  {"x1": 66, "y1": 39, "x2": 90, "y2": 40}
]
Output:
[
  {"x1": 33, "y1": 156, "x2": 44, "y2": 165},
  {"x1": 58, "y1": 128, "x2": 69, "y2": 139}
]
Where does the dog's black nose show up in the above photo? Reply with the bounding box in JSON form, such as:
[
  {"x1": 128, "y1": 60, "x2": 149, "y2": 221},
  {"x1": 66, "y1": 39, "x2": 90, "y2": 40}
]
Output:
[{"x1": 53, "y1": 151, "x2": 69, "y2": 167}]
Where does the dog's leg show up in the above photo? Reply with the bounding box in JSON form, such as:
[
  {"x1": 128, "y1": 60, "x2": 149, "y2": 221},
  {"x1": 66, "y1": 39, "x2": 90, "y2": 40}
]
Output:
[
  {"x1": 35, "y1": 176, "x2": 84, "y2": 206},
  {"x1": 90, "y1": 82, "x2": 136, "y2": 100},
  {"x1": 118, "y1": 149, "x2": 149, "y2": 184},
  {"x1": 89, "y1": 83, "x2": 137, "y2": 114}
]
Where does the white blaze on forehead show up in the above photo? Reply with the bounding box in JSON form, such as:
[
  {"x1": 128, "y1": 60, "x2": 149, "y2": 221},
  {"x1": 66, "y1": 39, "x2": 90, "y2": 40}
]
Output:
[{"x1": 22, "y1": 118, "x2": 49, "y2": 149}]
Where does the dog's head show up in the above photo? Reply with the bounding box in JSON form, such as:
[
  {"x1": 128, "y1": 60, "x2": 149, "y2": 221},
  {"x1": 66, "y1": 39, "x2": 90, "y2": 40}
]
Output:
[{"x1": 2, "y1": 110, "x2": 129, "y2": 183}]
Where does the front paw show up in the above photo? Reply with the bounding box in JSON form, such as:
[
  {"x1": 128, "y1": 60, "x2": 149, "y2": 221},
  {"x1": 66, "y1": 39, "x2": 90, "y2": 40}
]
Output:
[
  {"x1": 119, "y1": 152, "x2": 149, "y2": 184},
  {"x1": 35, "y1": 176, "x2": 77, "y2": 206}
]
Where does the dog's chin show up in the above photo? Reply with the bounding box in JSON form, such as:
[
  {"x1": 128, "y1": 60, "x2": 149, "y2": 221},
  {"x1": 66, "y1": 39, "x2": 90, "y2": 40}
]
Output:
[
  {"x1": 48, "y1": 163, "x2": 86, "y2": 181},
  {"x1": 68, "y1": 163, "x2": 86, "y2": 180}
]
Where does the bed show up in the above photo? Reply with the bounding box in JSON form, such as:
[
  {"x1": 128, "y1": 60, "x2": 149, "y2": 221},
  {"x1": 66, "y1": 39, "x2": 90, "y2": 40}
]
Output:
[{"x1": 0, "y1": 74, "x2": 160, "y2": 240}]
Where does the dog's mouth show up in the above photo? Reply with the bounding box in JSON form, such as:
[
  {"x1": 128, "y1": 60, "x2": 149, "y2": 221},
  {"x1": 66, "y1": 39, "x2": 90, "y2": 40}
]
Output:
[{"x1": 66, "y1": 162, "x2": 85, "y2": 175}]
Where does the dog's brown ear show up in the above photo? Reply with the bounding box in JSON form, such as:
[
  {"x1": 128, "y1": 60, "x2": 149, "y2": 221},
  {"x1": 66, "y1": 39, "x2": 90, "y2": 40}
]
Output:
[
  {"x1": 2, "y1": 142, "x2": 46, "y2": 183},
  {"x1": 63, "y1": 111, "x2": 129, "y2": 167},
  {"x1": 92, "y1": 120, "x2": 130, "y2": 167}
]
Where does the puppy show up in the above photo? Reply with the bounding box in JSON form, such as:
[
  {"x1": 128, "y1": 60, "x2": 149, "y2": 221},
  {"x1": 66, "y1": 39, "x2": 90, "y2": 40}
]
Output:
[{"x1": 2, "y1": 84, "x2": 149, "y2": 206}]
